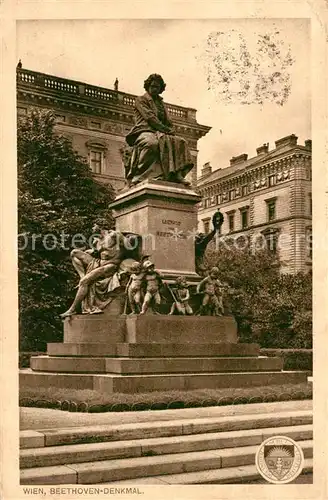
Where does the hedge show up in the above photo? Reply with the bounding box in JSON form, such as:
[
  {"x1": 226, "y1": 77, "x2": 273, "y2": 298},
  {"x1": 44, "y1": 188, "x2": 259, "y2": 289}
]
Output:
[
  {"x1": 20, "y1": 382, "x2": 312, "y2": 413},
  {"x1": 19, "y1": 352, "x2": 44, "y2": 368},
  {"x1": 260, "y1": 349, "x2": 312, "y2": 372}
]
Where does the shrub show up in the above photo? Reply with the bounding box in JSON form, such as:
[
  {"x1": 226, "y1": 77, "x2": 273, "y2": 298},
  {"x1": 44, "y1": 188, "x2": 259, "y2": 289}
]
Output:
[
  {"x1": 19, "y1": 352, "x2": 44, "y2": 367},
  {"x1": 205, "y1": 244, "x2": 312, "y2": 348},
  {"x1": 260, "y1": 349, "x2": 313, "y2": 372}
]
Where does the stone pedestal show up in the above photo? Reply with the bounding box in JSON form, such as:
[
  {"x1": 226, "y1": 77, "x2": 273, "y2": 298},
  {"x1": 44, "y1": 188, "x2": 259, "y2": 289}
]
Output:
[
  {"x1": 109, "y1": 180, "x2": 201, "y2": 280},
  {"x1": 20, "y1": 315, "x2": 308, "y2": 394},
  {"x1": 63, "y1": 315, "x2": 238, "y2": 344}
]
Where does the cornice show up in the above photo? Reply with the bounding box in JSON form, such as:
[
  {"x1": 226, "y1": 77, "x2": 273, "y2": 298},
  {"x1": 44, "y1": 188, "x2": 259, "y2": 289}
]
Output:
[
  {"x1": 197, "y1": 152, "x2": 311, "y2": 195},
  {"x1": 17, "y1": 89, "x2": 208, "y2": 141},
  {"x1": 197, "y1": 150, "x2": 311, "y2": 190}
]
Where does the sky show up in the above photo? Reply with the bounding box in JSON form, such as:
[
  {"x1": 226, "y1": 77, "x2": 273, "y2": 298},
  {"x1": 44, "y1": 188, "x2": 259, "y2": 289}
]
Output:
[{"x1": 16, "y1": 19, "x2": 311, "y2": 174}]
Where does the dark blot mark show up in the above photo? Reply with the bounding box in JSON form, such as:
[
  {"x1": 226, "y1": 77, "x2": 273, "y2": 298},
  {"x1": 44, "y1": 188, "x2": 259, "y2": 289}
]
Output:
[{"x1": 197, "y1": 29, "x2": 294, "y2": 106}]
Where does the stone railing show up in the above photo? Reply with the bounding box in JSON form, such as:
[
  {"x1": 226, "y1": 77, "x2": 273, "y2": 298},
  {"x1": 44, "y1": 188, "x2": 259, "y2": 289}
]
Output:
[{"x1": 17, "y1": 68, "x2": 197, "y2": 122}]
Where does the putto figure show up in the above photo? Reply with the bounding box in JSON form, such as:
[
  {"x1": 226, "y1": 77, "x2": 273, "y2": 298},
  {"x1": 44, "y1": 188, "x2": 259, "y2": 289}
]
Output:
[
  {"x1": 168, "y1": 276, "x2": 193, "y2": 315},
  {"x1": 125, "y1": 74, "x2": 193, "y2": 186},
  {"x1": 125, "y1": 261, "x2": 145, "y2": 314},
  {"x1": 196, "y1": 266, "x2": 225, "y2": 316},
  {"x1": 140, "y1": 260, "x2": 163, "y2": 315}
]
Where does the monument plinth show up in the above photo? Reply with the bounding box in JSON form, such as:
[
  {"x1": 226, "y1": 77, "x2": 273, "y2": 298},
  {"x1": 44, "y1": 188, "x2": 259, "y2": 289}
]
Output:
[
  {"x1": 110, "y1": 180, "x2": 201, "y2": 281},
  {"x1": 20, "y1": 312, "x2": 308, "y2": 394}
]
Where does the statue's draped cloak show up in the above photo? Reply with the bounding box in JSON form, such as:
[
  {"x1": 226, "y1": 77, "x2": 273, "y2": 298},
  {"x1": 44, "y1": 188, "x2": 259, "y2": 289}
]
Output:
[{"x1": 125, "y1": 93, "x2": 193, "y2": 183}]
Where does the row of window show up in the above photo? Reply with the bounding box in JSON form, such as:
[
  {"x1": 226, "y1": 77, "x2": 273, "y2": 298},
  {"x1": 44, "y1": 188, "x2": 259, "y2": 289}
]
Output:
[
  {"x1": 226, "y1": 207, "x2": 251, "y2": 233},
  {"x1": 201, "y1": 171, "x2": 311, "y2": 209},
  {"x1": 203, "y1": 199, "x2": 276, "y2": 234},
  {"x1": 205, "y1": 227, "x2": 312, "y2": 259},
  {"x1": 202, "y1": 178, "x2": 277, "y2": 207},
  {"x1": 203, "y1": 192, "x2": 312, "y2": 232},
  {"x1": 203, "y1": 185, "x2": 249, "y2": 208},
  {"x1": 209, "y1": 231, "x2": 281, "y2": 255}
]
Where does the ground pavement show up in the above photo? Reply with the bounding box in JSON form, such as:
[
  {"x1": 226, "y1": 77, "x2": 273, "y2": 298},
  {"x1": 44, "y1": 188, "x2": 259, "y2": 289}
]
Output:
[{"x1": 20, "y1": 399, "x2": 312, "y2": 430}]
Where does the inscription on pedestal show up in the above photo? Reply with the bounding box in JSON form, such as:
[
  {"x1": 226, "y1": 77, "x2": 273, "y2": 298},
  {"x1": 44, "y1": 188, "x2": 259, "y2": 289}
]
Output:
[{"x1": 111, "y1": 181, "x2": 201, "y2": 275}]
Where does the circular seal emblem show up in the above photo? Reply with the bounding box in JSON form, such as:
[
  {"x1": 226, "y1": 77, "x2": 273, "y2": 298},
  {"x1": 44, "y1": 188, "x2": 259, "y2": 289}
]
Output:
[{"x1": 255, "y1": 435, "x2": 305, "y2": 484}]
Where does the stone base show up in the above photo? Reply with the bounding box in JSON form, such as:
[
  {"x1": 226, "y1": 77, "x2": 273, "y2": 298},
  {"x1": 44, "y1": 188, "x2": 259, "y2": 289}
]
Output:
[
  {"x1": 20, "y1": 369, "x2": 308, "y2": 393},
  {"x1": 19, "y1": 315, "x2": 309, "y2": 396},
  {"x1": 30, "y1": 355, "x2": 283, "y2": 374},
  {"x1": 47, "y1": 342, "x2": 260, "y2": 358},
  {"x1": 109, "y1": 180, "x2": 201, "y2": 276},
  {"x1": 64, "y1": 315, "x2": 238, "y2": 344}
]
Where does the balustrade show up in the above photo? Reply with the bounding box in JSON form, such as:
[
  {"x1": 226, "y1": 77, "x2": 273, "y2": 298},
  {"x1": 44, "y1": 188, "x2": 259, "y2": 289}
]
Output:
[
  {"x1": 166, "y1": 105, "x2": 187, "y2": 120},
  {"x1": 44, "y1": 78, "x2": 78, "y2": 94},
  {"x1": 17, "y1": 70, "x2": 35, "y2": 84},
  {"x1": 85, "y1": 85, "x2": 117, "y2": 102},
  {"x1": 122, "y1": 95, "x2": 135, "y2": 106},
  {"x1": 17, "y1": 68, "x2": 196, "y2": 122}
]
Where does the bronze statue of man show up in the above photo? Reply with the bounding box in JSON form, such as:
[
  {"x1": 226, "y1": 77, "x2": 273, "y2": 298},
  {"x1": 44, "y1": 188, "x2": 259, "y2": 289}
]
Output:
[{"x1": 125, "y1": 74, "x2": 193, "y2": 186}]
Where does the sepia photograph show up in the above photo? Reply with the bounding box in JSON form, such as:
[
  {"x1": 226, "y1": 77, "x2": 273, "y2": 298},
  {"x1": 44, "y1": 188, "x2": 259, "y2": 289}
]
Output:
[{"x1": 1, "y1": 3, "x2": 326, "y2": 498}]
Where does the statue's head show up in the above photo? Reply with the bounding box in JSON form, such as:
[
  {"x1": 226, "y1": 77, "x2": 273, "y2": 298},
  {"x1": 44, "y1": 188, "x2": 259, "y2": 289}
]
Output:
[
  {"x1": 176, "y1": 276, "x2": 187, "y2": 287},
  {"x1": 212, "y1": 209, "x2": 224, "y2": 229},
  {"x1": 210, "y1": 266, "x2": 219, "y2": 278},
  {"x1": 130, "y1": 261, "x2": 142, "y2": 274},
  {"x1": 144, "y1": 74, "x2": 166, "y2": 96},
  {"x1": 102, "y1": 230, "x2": 120, "y2": 248},
  {"x1": 143, "y1": 260, "x2": 155, "y2": 271}
]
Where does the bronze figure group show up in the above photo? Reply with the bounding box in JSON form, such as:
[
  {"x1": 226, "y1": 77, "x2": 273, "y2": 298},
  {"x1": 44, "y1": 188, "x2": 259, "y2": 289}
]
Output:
[
  {"x1": 61, "y1": 75, "x2": 227, "y2": 319},
  {"x1": 61, "y1": 229, "x2": 226, "y2": 317}
]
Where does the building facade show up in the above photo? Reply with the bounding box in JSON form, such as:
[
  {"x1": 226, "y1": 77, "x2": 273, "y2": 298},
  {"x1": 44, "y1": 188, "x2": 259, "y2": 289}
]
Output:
[
  {"x1": 197, "y1": 134, "x2": 312, "y2": 273},
  {"x1": 17, "y1": 68, "x2": 210, "y2": 191}
]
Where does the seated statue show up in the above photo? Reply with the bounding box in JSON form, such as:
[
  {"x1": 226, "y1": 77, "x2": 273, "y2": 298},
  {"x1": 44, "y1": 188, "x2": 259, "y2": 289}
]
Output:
[
  {"x1": 125, "y1": 74, "x2": 194, "y2": 186},
  {"x1": 60, "y1": 227, "x2": 143, "y2": 318}
]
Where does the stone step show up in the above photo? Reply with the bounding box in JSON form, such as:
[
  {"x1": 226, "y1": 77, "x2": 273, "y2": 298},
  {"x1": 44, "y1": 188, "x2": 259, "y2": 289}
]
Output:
[
  {"x1": 20, "y1": 424, "x2": 313, "y2": 469},
  {"x1": 105, "y1": 356, "x2": 283, "y2": 375},
  {"x1": 20, "y1": 371, "x2": 95, "y2": 390},
  {"x1": 30, "y1": 356, "x2": 283, "y2": 374},
  {"x1": 20, "y1": 369, "x2": 309, "y2": 392},
  {"x1": 20, "y1": 410, "x2": 313, "y2": 447},
  {"x1": 20, "y1": 439, "x2": 312, "y2": 485},
  {"x1": 105, "y1": 458, "x2": 313, "y2": 485},
  {"x1": 47, "y1": 342, "x2": 260, "y2": 358},
  {"x1": 20, "y1": 465, "x2": 78, "y2": 485},
  {"x1": 47, "y1": 343, "x2": 117, "y2": 357},
  {"x1": 117, "y1": 342, "x2": 260, "y2": 358}
]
